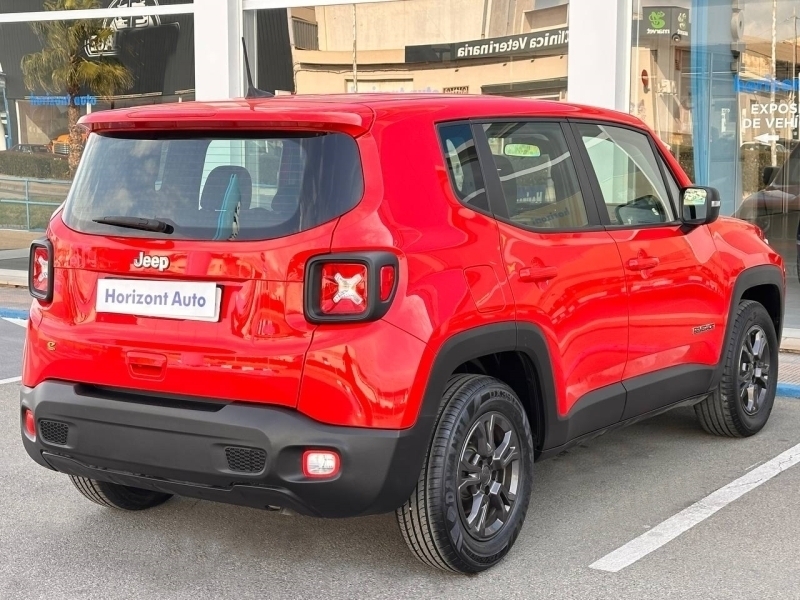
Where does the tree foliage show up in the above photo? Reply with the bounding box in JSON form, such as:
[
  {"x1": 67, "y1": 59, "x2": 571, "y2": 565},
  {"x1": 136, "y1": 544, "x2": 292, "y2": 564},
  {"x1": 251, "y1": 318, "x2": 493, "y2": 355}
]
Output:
[{"x1": 20, "y1": 0, "x2": 133, "y2": 173}]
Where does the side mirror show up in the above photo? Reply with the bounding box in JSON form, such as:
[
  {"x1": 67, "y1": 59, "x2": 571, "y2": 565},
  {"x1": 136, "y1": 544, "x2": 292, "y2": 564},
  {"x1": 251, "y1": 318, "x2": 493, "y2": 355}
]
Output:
[
  {"x1": 681, "y1": 186, "x2": 720, "y2": 226},
  {"x1": 762, "y1": 165, "x2": 779, "y2": 187}
]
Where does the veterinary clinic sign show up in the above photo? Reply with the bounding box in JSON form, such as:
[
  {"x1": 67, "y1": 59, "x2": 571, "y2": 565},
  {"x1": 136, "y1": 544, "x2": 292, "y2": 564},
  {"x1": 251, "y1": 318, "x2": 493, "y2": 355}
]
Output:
[{"x1": 405, "y1": 27, "x2": 568, "y2": 63}]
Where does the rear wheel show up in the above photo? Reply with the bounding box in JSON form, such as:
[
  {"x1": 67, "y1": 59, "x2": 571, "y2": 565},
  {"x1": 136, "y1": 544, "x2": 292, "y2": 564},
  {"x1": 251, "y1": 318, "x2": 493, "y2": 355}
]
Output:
[
  {"x1": 396, "y1": 374, "x2": 534, "y2": 573},
  {"x1": 695, "y1": 300, "x2": 778, "y2": 437},
  {"x1": 69, "y1": 476, "x2": 173, "y2": 511}
]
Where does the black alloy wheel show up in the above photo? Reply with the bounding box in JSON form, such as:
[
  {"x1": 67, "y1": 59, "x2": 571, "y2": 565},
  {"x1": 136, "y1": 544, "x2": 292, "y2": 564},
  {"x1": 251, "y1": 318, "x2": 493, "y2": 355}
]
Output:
[
  {"x1": 739, "y1": 324, "x2": 771, "y2": 416},
  {"x1": 457, "y1": 411, "x2": 521, "y2": 541}
]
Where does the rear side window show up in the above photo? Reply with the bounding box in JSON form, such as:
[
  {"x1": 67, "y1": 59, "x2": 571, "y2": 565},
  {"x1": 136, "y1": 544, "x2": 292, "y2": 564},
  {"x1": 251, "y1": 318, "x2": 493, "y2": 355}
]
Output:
[
  {"x1": 63, "y1": 132, "x2": 364, "y2": 241},
  {"x1": 439, "y1": 124, "x2": 489, "y2": 212},
  {"x1": 483, "y1": 121, "x2": 590, "y2": 230}
]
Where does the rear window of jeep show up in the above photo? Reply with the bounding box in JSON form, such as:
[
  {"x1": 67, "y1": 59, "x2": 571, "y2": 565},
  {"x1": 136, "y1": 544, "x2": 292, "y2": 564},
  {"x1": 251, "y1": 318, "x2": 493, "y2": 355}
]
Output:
[{"x1": 63, "y1": 132, "x2": 364, "y2": 241}]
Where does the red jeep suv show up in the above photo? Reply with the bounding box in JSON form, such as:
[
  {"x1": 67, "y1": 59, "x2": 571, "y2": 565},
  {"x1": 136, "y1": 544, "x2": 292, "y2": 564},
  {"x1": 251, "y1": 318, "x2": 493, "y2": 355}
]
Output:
[{"x1": 20, "y1": 95, "x2": 784, "y2": 573}]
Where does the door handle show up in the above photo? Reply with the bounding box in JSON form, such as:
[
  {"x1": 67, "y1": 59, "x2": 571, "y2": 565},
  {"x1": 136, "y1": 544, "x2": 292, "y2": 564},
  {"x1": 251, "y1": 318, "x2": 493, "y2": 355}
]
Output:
[
  {"x1": 519, "y1": 266, "x2": 558, "y2": 282},
  {"x1": 626, "y1": 257, "x2": 660, "y2": 271}
]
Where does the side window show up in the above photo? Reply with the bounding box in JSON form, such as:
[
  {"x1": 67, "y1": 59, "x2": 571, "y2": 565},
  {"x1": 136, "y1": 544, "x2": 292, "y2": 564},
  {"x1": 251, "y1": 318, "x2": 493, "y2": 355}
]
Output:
[
  {"x1": 483, "y1": 121, "x2": 589, "y2": 230},
  {"x1": 439, "y1": 124, "x2": 489, "y2": 212},
  {"x1": 577, "y1": 123, "x2": 675, "y2": 226}
]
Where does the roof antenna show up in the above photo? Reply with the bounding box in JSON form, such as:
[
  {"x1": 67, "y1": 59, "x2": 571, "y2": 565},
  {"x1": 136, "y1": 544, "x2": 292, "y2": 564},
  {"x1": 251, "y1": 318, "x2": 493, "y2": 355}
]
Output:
[{"x1": 242, "y1": 37, "x2": 273, "y2": 99}]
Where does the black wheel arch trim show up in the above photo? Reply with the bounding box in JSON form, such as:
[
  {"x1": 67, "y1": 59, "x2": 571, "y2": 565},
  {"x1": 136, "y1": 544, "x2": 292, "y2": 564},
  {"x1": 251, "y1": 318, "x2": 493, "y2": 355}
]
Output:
[
  {"x1": 414, "y1": 322, "x2": 575, "y2": 461},
  {"x1": 710, "y1": 264, "x2": 785, "y2": 389}
]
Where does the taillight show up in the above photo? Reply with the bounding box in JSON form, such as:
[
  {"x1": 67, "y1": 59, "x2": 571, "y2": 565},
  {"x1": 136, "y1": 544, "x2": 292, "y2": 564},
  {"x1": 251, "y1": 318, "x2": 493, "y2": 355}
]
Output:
[
  {"x1": 28, "y1": 239, "x2": 54, "y2": 303},
  {"x1": 305, "y1": 253, "x2": 398, "y2": 323},
  {"x1": 320, "y1": 263, "x2": 368, "y2": 315}
]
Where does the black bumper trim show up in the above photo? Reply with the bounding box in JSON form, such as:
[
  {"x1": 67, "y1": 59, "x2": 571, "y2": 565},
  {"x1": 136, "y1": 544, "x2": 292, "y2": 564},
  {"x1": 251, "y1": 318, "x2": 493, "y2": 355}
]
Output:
[{"x1": 21, "y1": 381, "x2": 431, "y2": 518}]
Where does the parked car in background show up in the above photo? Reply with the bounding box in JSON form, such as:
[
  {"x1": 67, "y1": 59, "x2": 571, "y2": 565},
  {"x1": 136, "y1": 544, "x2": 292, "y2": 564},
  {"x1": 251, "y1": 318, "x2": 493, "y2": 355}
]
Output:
[
  {"x1": 736, "y1": 140, "x2": 800, "y2": 281},
  {"x1": 6, "y1": 143, "x2": 49, "y2": 154}
]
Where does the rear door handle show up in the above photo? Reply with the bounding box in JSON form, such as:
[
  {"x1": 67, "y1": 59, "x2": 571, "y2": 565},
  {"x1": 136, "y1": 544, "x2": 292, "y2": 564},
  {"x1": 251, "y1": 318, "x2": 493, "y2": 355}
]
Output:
[
  {"x1": 626, "y1": 257, "x2": 660, "y2": 271},
  {"x1": 519, "y1": 266, "x2": 558, "y2": 282}
]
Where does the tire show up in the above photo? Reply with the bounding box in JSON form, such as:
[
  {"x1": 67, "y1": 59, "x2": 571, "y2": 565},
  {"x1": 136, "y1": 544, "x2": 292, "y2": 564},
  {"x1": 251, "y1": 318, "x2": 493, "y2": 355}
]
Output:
[
  {"x1": 396, "y1": 374, "x2": 535, "y2": 574},
  {"x1": 695, "y1": 300, "x2": 778, "y2": 438},
  {"x1": 69, "y1": 476, "x2": 173, "y2": 511}
]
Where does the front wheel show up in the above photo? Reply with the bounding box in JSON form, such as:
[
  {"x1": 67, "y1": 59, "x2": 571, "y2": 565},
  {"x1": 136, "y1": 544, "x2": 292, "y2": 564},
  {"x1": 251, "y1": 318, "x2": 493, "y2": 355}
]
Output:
[
  {"x1": 396, "y1": 374, "x2": 534, "y2": 573},
  {"x1": 695, "y1": 300, "x2": 778, "y2": 437}
]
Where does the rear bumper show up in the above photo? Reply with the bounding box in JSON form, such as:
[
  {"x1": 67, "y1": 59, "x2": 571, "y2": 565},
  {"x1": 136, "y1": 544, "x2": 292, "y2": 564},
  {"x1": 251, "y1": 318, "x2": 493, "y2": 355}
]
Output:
[{"x1": 20, "y1": 381, "x2": 430, "y2": 518}]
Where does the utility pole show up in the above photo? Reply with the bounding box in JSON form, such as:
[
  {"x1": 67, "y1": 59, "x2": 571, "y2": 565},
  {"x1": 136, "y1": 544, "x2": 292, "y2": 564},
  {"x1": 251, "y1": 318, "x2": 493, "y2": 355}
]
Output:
[
  {"x1": 771, "y1": 0, "x2": 777, "y2": 165},
  {"x1": 352, "y1": 3, "x2": 358, "y2": 93},
  {"x1": 793, "y1": 8, "x2": 799, "y2": 142}
]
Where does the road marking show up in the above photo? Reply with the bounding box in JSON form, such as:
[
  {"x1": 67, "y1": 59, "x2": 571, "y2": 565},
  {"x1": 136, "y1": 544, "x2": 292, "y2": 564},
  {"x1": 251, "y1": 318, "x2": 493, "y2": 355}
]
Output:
[
  {"x1": 590, "y1": 441, "x2": 800, "y2": 573},
  {"x1": 1, "y1": 317, "x2": 26, "y2": 328},
  {"x1": 0, "y1": 376, "x2": 22, "y2": 385}
]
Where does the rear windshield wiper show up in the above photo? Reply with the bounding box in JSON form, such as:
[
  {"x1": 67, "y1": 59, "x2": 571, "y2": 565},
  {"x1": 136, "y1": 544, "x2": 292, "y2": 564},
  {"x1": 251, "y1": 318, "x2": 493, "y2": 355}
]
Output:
[{"x1": 93, "y1": 216, "x2": 174, "y2": 234}]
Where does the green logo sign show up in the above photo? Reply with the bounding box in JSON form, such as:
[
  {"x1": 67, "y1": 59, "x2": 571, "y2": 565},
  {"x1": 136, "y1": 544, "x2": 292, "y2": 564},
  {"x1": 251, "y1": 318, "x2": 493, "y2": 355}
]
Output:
[{"x1": 649, "y1": 11, "x2": 667, "y2": 29}]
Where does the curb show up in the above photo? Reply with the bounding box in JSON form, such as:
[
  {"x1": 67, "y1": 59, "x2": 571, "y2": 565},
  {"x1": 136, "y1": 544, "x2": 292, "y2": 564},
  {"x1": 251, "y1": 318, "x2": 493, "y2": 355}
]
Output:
[
  {"x1": 0, "y1": 307, "x2": 29, "y2": 320},
  {"x1": 777, "y1": 383, "x2": 800, "y2": 399}
]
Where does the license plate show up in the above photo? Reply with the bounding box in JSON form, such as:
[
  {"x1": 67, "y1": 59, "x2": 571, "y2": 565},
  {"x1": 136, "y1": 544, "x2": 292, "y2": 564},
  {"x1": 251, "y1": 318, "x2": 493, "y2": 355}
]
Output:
[{"x1": 96, "y1": 279, "x2": 221, "y2": 322}]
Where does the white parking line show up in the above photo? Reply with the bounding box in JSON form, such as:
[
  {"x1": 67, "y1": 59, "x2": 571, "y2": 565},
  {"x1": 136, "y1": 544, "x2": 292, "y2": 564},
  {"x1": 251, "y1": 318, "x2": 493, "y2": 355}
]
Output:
[
  {"x1": 0, "y1": 376, "x2": 22, "y2": 385},
  {"x1": 590, "y1": 442, "x2": 800, "y2": 573},
  {"x1": 1, "y1": 317, "x2": 26, "y2": 328}
]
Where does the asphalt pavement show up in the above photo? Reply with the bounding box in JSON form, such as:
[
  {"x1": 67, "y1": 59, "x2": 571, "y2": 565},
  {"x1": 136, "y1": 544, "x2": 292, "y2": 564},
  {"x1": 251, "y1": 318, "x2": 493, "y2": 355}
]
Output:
[{"x1": 2, "y1": 313, "x2": 800, "y2": 599}]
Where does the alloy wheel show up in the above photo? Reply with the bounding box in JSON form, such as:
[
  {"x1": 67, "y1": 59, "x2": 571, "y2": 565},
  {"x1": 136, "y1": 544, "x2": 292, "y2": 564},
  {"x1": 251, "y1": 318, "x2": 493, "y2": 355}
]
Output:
[
  {"x1": 739, "y1": 324, "x2": 771, "y2": 416},
  {"x1": 457, "y1": 411, "x2": 521, "y2": 541}
]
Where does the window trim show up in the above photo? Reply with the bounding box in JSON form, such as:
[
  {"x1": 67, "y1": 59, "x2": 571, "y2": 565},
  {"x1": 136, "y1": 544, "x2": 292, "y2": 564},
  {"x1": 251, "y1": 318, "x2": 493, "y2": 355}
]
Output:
[
  {"x1": 568, "y1": 119, "x2": 682, "y2": 231},
  {"x1": 435, "y1": 121, "x2": 493, "y2": 218},
  {"x1": 470, "y1": 118, "x2": 605, "y2": 234}
]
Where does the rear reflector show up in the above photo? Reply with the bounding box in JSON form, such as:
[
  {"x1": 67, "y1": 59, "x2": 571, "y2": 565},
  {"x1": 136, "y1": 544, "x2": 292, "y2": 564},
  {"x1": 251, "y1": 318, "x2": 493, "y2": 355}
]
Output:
[
  {"x1": 23, "y1": 409, "x2": 36, "y2": 440},
  {"x1": 303, "y1": 450, "x2": 340, "y2": 478},
  {"x1": 320, "y1": 263, "x2": 368, "y2": 315},
  {"x1": 379, "y1": 265, "x2": 396, "y2": 302}
]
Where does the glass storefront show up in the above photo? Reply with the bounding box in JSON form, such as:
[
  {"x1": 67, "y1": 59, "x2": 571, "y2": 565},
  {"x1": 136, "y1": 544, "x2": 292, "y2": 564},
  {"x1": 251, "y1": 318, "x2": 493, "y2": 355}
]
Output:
[
  {"x1": 255, "y1": 0, "x2": 571, "y2": 99},
  {"x1": 0, "y1": 0, "x2": 195, "y2": 156},
  {"x1": 630, "y1": 0, "x2": 800, "y2": 326}
]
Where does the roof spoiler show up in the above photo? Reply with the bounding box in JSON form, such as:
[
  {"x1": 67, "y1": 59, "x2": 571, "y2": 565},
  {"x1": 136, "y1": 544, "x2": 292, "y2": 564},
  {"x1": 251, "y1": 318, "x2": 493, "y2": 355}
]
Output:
[{"x1": 242, "y1": 37, "x2": 274, "y2": 99}]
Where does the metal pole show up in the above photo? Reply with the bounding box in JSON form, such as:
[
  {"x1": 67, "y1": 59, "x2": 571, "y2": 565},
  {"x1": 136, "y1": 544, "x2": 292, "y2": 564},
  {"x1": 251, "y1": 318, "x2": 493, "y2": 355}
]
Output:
[
  {"x1": 25, "y1": 179, "x2": 30, "y2": 231},
  {"x1": 771, "y1": 0, "x2": 777, "y2": 166},
  {"x1": 792, "y1": 11, "x2": 800, "y2": 144},
  {"x1": 351, "y1": 3, "x2": 357, "y2": 93}
]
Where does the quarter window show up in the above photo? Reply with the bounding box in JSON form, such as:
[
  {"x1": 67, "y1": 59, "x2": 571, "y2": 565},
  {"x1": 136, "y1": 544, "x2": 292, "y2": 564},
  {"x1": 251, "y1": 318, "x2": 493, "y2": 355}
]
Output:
[
  {"x1": 439, "y1": 124, "x2": 489, "y2": 212},
  {"x1": 483, "y1": 121, "x2": 590, "y2": 230},
  {"x1": 577, "y1": 124, "x2": 675, "y2": 226}
]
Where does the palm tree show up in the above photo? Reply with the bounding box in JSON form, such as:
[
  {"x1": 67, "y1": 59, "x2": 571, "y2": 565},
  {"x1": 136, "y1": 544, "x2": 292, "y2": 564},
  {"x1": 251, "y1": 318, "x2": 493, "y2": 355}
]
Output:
[{"x1": 21, "y1": 0, "x2": 133, "y2": 175}]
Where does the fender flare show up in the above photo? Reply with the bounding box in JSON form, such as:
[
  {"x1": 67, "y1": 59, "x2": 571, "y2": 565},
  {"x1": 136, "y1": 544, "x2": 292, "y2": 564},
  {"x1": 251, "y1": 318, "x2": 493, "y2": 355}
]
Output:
[
  {"x1": 710, "y1": 264, "x2": 785, "y2": 389},
  {"x1": 412, "y1": 322, "x2": 557, "y2": 455}
]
